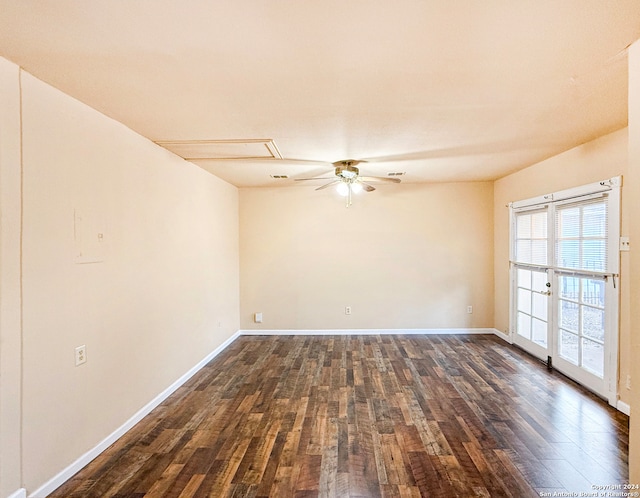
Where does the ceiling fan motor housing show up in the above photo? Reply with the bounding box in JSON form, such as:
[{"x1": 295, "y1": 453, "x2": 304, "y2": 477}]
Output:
[{"x1": 334, "y1": 161, "x2": 360, "y2": 180}]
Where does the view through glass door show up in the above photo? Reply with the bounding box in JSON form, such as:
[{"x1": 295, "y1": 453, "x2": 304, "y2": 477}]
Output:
[{"x1": 509, "y1": 179, "x2": 620, "y2": 404}]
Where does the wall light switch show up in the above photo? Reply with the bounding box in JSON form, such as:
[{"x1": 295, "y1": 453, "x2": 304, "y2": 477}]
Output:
[{"x1": 620, "y1": 237, "x2": 630, "y2": 252}]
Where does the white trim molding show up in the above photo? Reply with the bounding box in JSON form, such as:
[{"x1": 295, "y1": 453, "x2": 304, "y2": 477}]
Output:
[
  {"x1": 29, "y1": 331, "x2": 241, "y2": 498},
  {"x1": 617, "y1": 400, "x2": 631, "y2": 416},
  {"x1": 240, "y1": 328, "x2": 501, "y2": 336},
  {"x1": 8, "y1": 488, "x2": 26, "y2": 498},
  {"x1": 492, "y1": 329, "x2": 512, "y2": 343}
]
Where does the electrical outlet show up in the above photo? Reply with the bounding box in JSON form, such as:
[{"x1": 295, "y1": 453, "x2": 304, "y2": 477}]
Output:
[
  {"x1": 75, "y1": 345, "x2": 87, "y2": 366},
  {"x1": 345, "y1": 306, "x2": 352, "y2": 315},
  {"x1": 627, "y1": 375, "x2": 631, "y2": 390},
  {"x1": 467, "y1": 306, "x2": 473, "y2": 314}
]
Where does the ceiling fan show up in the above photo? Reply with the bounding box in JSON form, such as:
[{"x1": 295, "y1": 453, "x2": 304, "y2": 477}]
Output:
[{"x1": 295, "y1": 159, "x2": 400, "y2": 207}]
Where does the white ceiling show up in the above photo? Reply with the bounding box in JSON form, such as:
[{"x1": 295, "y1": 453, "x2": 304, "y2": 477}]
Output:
[{"x1": 1, "y1": 1, "x2": 639, "y2": 187}]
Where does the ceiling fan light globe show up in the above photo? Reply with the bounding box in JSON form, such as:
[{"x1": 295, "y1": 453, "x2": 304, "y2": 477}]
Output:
[
  {"x1": 351, "y1": 182, "x2": 363, "y2": 194},
  {"x1": 336, "y1": 182, "x2": 349, "y2": 196}
]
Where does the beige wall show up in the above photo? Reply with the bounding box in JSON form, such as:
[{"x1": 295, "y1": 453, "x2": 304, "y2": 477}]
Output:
[
  {"x1": 493, "y1": 128, "x2": 629, "y2": 404},
  {"x1": 240, "y1": 182, "x2": 494, "y2": 331},
  {"x1": 628, "y1": 40, "x2": 640, "y2": 482},
  {"x1": 0, "y1": 58, "x2": 23, "y2": 498},
  {"x1": 1, "y1": 61, "x2": 241, "y2": 494}
]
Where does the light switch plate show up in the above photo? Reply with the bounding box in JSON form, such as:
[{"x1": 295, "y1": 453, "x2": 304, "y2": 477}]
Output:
[{"x1": 620, "y1": 236, "x2": 630, "y2": 252}]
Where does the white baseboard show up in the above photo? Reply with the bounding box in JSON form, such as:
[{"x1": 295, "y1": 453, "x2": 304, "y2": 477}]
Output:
[
  {"x1": 240, "y1": 328, "x2": 500, "y2": 336},
  {"x1": 8, "y1": 488, "x2": 26, "y2": 498},
  {"x1": 28, "y1": 331, "x2": 241, "y2": 498},
  {"x1": 617, "y1": 400, "x2": 631, "y2": 416},
  {"x1": 492, "y1": 328, "x2": 512, "y2": 343}
]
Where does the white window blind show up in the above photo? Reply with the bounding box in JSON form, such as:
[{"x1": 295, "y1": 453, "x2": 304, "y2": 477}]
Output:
[
  {"x1": 555, "y1": 196, "x2": 608, "y2": 273},
  {"x1": 513, "y1": 209, "x2": 548, "y2": 266}
]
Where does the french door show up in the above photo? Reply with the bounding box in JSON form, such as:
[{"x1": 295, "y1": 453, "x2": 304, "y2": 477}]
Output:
[{"x1": 510, "y1": 179, "x2": 620, "y2": 405}]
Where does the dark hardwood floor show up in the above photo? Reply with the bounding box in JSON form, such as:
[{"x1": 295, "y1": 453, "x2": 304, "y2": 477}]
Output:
[{"x1": 50, "y1": 334, "x2": 629, "y2": 497}]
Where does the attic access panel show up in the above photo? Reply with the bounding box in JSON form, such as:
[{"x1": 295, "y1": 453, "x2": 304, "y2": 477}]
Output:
[{"x1": 155, "y1": 139, "x2": 282, "y2": 160}]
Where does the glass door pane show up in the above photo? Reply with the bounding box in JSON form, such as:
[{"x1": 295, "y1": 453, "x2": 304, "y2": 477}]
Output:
[
  {"x1": 557, "y1": 276, "x2": 605, "y2": 379},
  {"x1": 515, "y1": 210, "x2": 548, "y2": 266},
  {"x1": 514, "y1": 267, "x2": 550, "y2": 356}
]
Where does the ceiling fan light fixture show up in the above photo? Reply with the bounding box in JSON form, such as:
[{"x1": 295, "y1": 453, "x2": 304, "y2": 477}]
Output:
[{"x1": 298, "y1": 158, "x2": 400, "y2": 207}]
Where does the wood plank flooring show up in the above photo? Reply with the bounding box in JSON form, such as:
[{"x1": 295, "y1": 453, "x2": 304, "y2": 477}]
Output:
[{"x1": 50, "y1": 334, "x2": 629, "y2": 497}]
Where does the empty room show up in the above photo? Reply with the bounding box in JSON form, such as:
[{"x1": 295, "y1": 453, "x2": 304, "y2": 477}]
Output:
[{"x1": 1, "y1": 2, "x2": 640, "y2": 497}]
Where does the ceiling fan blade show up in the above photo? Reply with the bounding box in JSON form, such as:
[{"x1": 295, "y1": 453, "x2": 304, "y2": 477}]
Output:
[
  {"x1": 315, "y1": 180, "x2": 341, "y2": 191},
  {"x1": 359, "y1": 176, "x2": 401, "y2": 184},
  {"x1": 358, "y1": 181, "x2": 376, "y2": 192},
  {"x1": 294, "y1": 177, "x2": 334, "y2": 181}
]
